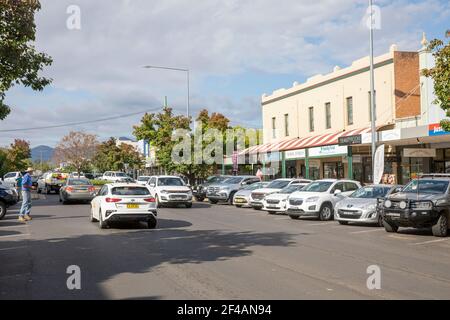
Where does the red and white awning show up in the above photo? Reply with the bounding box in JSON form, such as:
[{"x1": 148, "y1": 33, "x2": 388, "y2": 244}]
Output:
[{"x1": 239, "y1": 127, "x2": 373, "y2": 155}]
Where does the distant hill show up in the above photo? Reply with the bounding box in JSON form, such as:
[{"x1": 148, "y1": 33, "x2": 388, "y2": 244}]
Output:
[{"x1": 31, "y1": 145, "x2": 54, "y2": 163}]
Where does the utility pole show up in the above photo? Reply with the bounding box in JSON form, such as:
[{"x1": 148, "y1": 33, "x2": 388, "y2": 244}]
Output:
[{"x1": 369, "y1": 0, "x2": 377, "y2": 182}]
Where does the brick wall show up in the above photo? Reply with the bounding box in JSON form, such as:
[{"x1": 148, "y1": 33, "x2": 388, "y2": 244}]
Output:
[{"x1": 394, "y1": 51, "x2": 420, "y2": 119}]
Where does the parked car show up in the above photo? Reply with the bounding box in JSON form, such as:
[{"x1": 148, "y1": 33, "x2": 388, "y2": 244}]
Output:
[
  {"x1": 71, "y1": 172, "x2": 86, "y2": 179},
  {"x1": 233, "y1": 182, "x2": 270, "y2": 208},
  {"x1": 207, "y1": 176, "x2": 261, "y2": 205},
  {"x1": 59, "y1": 178, "x2": 96, "y2": 204},
  {"x1": 335, "y1": 184, "x2": 403, "y2": 227},
  {"x1": 381, "y1": 174, "x2": 450, "y2": 237},
  {"x1": 263, "y1": 183, "x2": 309, "y2": 214},
  {"x1": 0, "y1": 184, "x2": 19, "y2": 220},
  {"x1": 250, "y1": 179, "x2": 312, "y2": 210},
  {"x1": 147, "y1": 176, "x2": 193, "y2": 208},
  {"x1": 193, "y1": 175, "x2": 231, "y2": 202},
  {"x1": 90, "y1": 183, "x2": 157, "y2": 229},
  {"x1": 136, "y1": 176, "x2": 152, "y2": 186},
  {"x1": 3, "y1": 172, "x2": 22, "y2": 188},
  {"x1": 37, "y1": 172, "x2": 69, "y2": 194},
  {"x1": 100, "y1": 171, "x2": 132, "y2": 183},
  {"x1": 287, "y1": 179, "x2": 362, "y2": 221}
]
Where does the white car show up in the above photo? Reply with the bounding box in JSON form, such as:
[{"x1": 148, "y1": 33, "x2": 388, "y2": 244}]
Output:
[
  {"x1": 263, "y1": 183, "x2": 309, "y2": 214},
  {"x1": 101, "y1": 171, "x2": 132, "y2": 182},
  {"x1": 147, "y1": 176, "x2": 193, "y2": 208},
  {"x1": 3, "y1": 172, "x2": 22, "y2": 188},
  {"x1": 90, "y1": 183, "x2": 157, "y2": 229},
  {"x1": 250, "y1": 179, "x2": 312, "y2": 210},
  {"x1": 287, "y1": 179, "x2": 362, "y2": 221},
  {"x1": 136, "y1": 176, "x2": 152, "y2": 186}
]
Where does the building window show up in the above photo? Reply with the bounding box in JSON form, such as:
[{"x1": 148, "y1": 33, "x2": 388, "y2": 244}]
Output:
[
  {"x1": 272, "y1": 117, "x2": 276, "y2": 139},
  {"x1": 284, "y1": 114, "x2": 289, "y2": 137},
  {"x1": 309, "y1": 107, "x2": 314, "y2": 132},
  {"x1": 346, "y1": 97, "x2": 353, "y2": 125},
  {"x1": 368, "y1": 91, "x2": 377, "y2": 122},
  {"x1": 325, "y1": 102, "x2": 331, "y2": 129}
]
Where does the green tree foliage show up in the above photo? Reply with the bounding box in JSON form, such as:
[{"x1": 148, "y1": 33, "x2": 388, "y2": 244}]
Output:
[
  {"x1": 92, "y1": 138, "x2": 144, "y2": 172},
  {"x1": 0, "y1": 0, "x2": 53, "y2": 120},
  {"x1": 422, "y1": 34, "x2": 450, "y2": 130},
  {"x1": 6, "y1": 139, "x2": 31, "y2": 171}
]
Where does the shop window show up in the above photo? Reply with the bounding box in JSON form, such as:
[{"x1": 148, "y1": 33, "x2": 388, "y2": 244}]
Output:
[
  {"x1": 324, "y1": 162, "x2": 344, "y2": 179},
  {"x1": 309, "y1": 107, "x2": 315, "y2": 132},
  {"x1": 284, "y1": 114, "x2": 289, "y2": 137},
  {"x1": 346, "y1": 97, "x2": 353, "y2": 125},
  {"x1": 272, "y1": 117, "x2": 276, "y2": 139},
  {"x1": 325, "y1": 102, "x2": 331, "y2": 129}
]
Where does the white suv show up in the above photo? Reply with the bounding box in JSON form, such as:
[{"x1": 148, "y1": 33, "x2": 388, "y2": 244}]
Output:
[
  {"x1": 147, "y1": 176, "x2": 193, "y2": 208},
  {"x1": 101, "y1": 171, "x2": 131, "y2": 182},
  {"x1": 286, "y1": 179, "x2": 361, "y2": 221},
  {"x1": 3, "y1": 172, "x2": 22, "y2": 188}
]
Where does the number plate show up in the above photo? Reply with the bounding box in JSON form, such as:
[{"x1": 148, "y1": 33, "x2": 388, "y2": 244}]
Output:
[{"x1": 127, "y1": 204, "x2": 140, "y2": 209}]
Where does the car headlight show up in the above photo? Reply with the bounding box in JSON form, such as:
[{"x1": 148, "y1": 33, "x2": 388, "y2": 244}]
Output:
[
  {"x1": 306, "y1": 197, "x2": 319, "y2": 203},
  {"x1": 220, "y1": 187, "x2": 230, "y2": 191},
  {"x1": 161, "y1": 190, "x2": 169, "y2": 194},
  {"x1": 384, "y1": 200, "x2": 392, "y2": 208},
  {"x1": 5, "y1": 189, "x2": 13, "y2": 195},
  {"x1": 399, "y1": 201, "x2": 407, "y2": 210},
  {"x1": 367, "y1": 204, "x2": 377, "y2": 212}
]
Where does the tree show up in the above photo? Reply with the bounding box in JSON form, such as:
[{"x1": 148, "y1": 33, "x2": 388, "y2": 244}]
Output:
[
  {"x1": 92, "y1": 138, "x2": 143, "y2": 172},
  {"x1": 0, "y1": 0, "x2": 53, "y2": 120},
  {"x1": 422, "y1": 33, "x2": 450, "y2": 130},
  {"x1": 53, "y1": 132, "x2": 98, "y2": 176},
  {"x1": 6, "y1": 139, "x2": 31, "y2": 171}
]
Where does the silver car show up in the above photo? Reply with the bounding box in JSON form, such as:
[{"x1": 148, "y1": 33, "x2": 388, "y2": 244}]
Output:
[
  {"x1": 59, "y1": 178, "x2": 97, "y2": 204},
  {"x1": 207, "y1": 176, "x2": 261, "y2": 204},
  {"x1": 233, "y1": 182, "x2": 270, "y2": 208},
  {"x1": 335, "y1": 185, "x2": 403, "y2": 226}
]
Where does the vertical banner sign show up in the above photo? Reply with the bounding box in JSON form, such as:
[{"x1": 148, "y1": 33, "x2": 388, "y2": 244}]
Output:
[
  {"x1": 373, "y1": 145, "x2": 385, "y2": 184},
  {"x1": 232, "y1": 151, "x2": 238, "y2": 173}
]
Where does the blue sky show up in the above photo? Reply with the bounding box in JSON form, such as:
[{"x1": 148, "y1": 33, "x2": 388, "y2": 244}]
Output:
[{"x1": 1, "y1": 0, "x2": 449, "y2": 147}]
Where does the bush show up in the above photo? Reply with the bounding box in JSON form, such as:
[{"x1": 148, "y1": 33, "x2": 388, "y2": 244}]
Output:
[{"x1": 90, "y1": 180, "x2": 108, "y2": 186}]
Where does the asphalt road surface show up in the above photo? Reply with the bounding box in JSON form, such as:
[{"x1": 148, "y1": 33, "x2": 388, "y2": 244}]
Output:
[{"x1": 1, "y1": 194, "x2": 450, "y2": 300}]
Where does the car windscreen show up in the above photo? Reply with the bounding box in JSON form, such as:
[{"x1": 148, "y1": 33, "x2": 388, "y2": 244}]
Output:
[
  {"x1": 350, "y1": 186, "x2": 390, "y2": 199},
  {"x1": 244, "y1": 182, "x2": 266, "y2": 190},
  {"x1": 223, "y1": 177, "x2": 244, "y2": 184},
  {"x1": 302, "y1": 181, "x2": 333, "y2": 193},
  {"x1": 158, "y1": 178, "x2": 184, "y2": 186},
  {"x1": 267, "y1": 180, "x2": 291, "y2": 189},
  {"x1": 403, "y1": 180, "x2": 449, "y2": 194},
  {"x1": 68, "y1": 179, "x2": 92, "y2": 186},
  {"x1": 280, "y1": 185, "x2": 303, "y2": 194},
  {"x1": 111, "y1": 187, "x2": 150, "y2": 196},
  {"x1": 207, "y1": 176, "x2": 228, "y2": 184},
  {"x1": 115, "y1": 173, "x2": 127, "y2": 177},
  {"x1": 137, "y1": 177, "x2": 150, "y2": 181}
]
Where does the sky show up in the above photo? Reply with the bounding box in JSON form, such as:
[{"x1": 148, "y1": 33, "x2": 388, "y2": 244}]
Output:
[{"x1": 0, "y1": 0, "x2": 449, "y2": 148}]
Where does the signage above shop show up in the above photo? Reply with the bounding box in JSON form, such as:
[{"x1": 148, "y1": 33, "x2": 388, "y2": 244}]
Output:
[
  {"x1": 403, "y1": 148, "x2": 437, "y2": 158},
  {"x1": 285, "y1": 149, "x2": 306, "y2": 160},
  {"x1": 429, "y1": 123, "x2": 450, "y2": 136},
  {"x1": 381, "y1": 129, "x2": 401, "y2": 142},
  {"x1": 338, "y1": 135, "x2": 362, "y2": 146},
  {"x1": 309, "y1": 145, "x2": 348, "y2": 158}
]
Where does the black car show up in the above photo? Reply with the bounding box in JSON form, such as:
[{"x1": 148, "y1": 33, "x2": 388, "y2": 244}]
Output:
[
  {"x1": 0, "y1": 185, "x2": 19, "y2": 220},
  {"x1": 192, "y1": 175, "x2": 231, "y2": 202},
  {"x1": 380, "y1": 174, "x2": 450, "y2": 237}
]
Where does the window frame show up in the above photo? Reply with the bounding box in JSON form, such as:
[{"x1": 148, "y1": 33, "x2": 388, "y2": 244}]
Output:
[
  {"x1": 309, "y1": 107, "x2": 315, "y2": 132},
  {"x1": 346, "y1": 97, "x2": 353, "y2": 126},
  {"x1": 325, "y1": 102, "x2": 331, "y2": 129}
]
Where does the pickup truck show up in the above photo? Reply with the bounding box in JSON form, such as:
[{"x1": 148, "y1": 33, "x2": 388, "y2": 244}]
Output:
[{"x1": 37, "y1": 172, "x2": 69, "y2": 194}]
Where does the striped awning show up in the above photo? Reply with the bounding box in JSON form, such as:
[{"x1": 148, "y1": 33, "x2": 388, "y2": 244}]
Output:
[{"x1": 240, "y1": 127, "x2": 373, "y2": 155}]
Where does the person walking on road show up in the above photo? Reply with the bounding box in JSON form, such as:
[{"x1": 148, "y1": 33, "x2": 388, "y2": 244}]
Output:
[
  {"x1": 19, "y1": 167, "x2": 34, "y2": 223},
  {"x1": 256, "y1": 166, "x2": 264, "y2": 181}
]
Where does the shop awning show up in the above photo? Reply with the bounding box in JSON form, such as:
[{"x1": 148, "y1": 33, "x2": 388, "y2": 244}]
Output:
[{"x1": 240, "y1": 127, "x2": 373, "y2": 155}]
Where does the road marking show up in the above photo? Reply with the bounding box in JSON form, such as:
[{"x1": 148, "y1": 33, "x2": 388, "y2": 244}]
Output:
[
  {"x1": 0, "y1": 246, "x2": 27, "y2": 252},
  {"x1": 411, "y1": 238, "x2": 450, "y2": 246},
  {"x1": 349, "y1": 229, "x2": 384, "y2": 235},
  {"x1": 0, "y1": 233, "x2": 30, "y2": 239},
  {"x1": 0, "y1": 224, "x2": 28, "y2": 229},
  {"x1": 388, "y1": 235, "x2": 413, "y2": 240},
  {"x1": 306, "y1": 222, "x2": 336, "y2": 227},
  {"x1": 274, "y1": 217, "x2": 290, "y2": 220}
]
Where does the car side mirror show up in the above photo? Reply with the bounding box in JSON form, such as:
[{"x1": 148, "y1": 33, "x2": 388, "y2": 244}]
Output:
[
  {"x1": 334, "y1": 189, "x2": 342, "y2": 196},
  {"x1": 150, "y1": 183, "x2": 156, "y2": 188}
]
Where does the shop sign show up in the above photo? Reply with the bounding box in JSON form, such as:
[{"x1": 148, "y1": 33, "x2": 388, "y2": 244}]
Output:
[
  {"x1": 285, "y1": 149, "x2": 306, "y2": 160},
  {"x1": 381, "y1": 129, "x2": 401, "y2": 142},
  {"x1": 338, "y1": 135, "x2": 362, "y2": 146},
  {"x1": 309, "y1": 145, "x2": 348, "y2": 158},
  {"x1": 403, "y1": 148, "x2": 437, "y2": 158},
  {"x1": 260, "y1": 152, "x2": 281, "y2": 162},
  {"x1": 342, "y1": 155, "x2": 362, "y2": 164},
  {"x1": 429, "y1": 123, "x2": 450, "y2": 136}
]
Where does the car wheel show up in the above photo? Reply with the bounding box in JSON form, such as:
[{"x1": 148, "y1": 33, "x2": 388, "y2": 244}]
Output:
[
  {"x1": 338, "y1": 221, "x2": 349, "y2": 225},
  {"x1": 268, "y1": 211, "x2": 276, "y2": 215},
  {"x1": 229, "y1": 192, "x2": 237, "y2": 205},
  {"x1": 37, "y1": 188, "x2": 41, "y2": 194},
  {"x1": 289, "y1": 215, "x2": 300, "y2": 220},
  {"x1": 319, "y1": 203, "x2": 333, "y2": 221},
  {"x1": 195, "y1": 197, "x2": 205, "y2": 202},
  {"x1": 236, "y1": 205, "x2": 243, "y2": 208},
  {"x1": 383, "y1": 220, "x2": 399, "y2": 233},
  {"x1": 253, "y1": 207, "x2": 262, "y2": 211},
  {"x1": 209, "y1": 199, "x2": 218, "y2": 205},
  {"x1": 377, "y1": 214, "x2": 384, "y2": 227},
  {"x1": 147, "y1": 217, "x2": 157, "y2": 229},
  {"x1": 45, "y1": 185, "x2": 51, "y2": 195},
  {"x1": 0, "y1": 201, "x2": 6, "y2": 220},
  {"x1": 155, "y1": 195, "x2": 162, "y2": 208},
  {"x1": 90, "y1": 206, "x2": 98, "y2": 222},
  {"x1": 185, "y1": 203, "x2": 193, "y2": 208},
  {"x1": 98, "y1": 210, "x2": 108, "y2": 229},
  {"x1": 432, "y1": 214, "x2": 448, "y2": 237}
]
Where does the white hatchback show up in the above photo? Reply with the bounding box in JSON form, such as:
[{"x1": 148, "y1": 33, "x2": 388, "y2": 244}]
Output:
[{"x1": 90, "y1": 183, "x2": 157, "y2": 229}]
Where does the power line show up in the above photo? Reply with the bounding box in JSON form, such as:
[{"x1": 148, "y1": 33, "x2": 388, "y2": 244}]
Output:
[{"x1": 0, "y1": 107, "x2": 163, "y2": 133}]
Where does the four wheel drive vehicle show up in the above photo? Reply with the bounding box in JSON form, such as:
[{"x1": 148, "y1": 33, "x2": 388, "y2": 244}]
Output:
[
  {"x1": 147, "y1": 176, "x2": 193, "y2": 208},
  {"x1": 263, "y1": 183, "x2": 308, "y2": 214},
  {"x1": 136, "y1": 176, "x2": 152, "y2": 186},
  {"x1": 233, "y1": 182, "x2": 270, "y2": 208},
  {"x1": 100, "y1": 171, "x2": 132, "y2": 183},
  {"x1": 3, "y1": 172, "x2": 22, "y2": 188},
  {"x1": 287, "y1": 179, "x2": 362, "y2": 221},
  {"x1": 37, "y1": 172, "x2": 69, "y2": 194},
  {"x1": 381, "y1": 175, "x2": 450, "y2": 237},
  {"x1": 0, "y1": 185, "x2": 19, "y2": 220},
  {"x1": 90, "y1": 183, "x2": 157, "y2": 229},
  {"x1": 207, "y1": 176, "x2": 261, "y2": 204},
  {"x1": 193, "y1": 175, "x2": 231, "y2": 202},
  {"x1": 335, "y1": 184, "x2": 403, "y2": 227},
  {"x1": 250, "y1": 179, "x2": 312, "y2": 210},
  {"x1": 59, "y1": 178, "x2": 96, "y2": 204}
]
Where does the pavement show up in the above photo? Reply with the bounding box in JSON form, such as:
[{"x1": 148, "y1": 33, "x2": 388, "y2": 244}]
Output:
[{"x1": 1, "y1": 194, "x2": 450, "y2": 300}]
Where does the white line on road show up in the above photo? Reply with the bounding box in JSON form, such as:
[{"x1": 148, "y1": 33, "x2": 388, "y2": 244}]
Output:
[
  {"x1": 274, "y1": 218, "x2": 290, "y2": 221},
  {"x1": 0, "y1": 246, "x2": 27, "y2": 251},
  {"x1": 306, "y1": 222, "x2": 336, "y2": 227},
  {"x1": 0, "y1": 224, "x2": 28, "y2": 229},
  {"x1": 349, "y1": 229, "x2": 384, "y2": 235},
  {"x1": 0, "y1": 233, "x2": 30, "y2": 239},
  {"x1": 411, "y1": 238, "x2": 450, "y2": 246}
]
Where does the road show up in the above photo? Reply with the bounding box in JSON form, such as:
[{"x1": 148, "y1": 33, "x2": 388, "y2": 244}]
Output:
[{"x1": 1, "y1": 194, "x2": 450, "y2": 300}]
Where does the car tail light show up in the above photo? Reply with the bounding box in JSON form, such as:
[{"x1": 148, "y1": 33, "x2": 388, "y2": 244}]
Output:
[
  {"x1": 88, "y1": 186, "x2": 95, "y2": 192},
  {"x1": 144, "y1": 198, "x2": 156, "y2": 203},
  {"x1": 66, "y1": 187, "x2": 74, "y2": 192},
  {"x1": 106, "y1": 198, "x2": 122, "y2": 203}
]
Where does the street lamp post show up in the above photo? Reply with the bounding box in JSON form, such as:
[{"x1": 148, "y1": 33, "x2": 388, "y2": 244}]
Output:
[
  {"x1": 143, "y1": 65, "x2": 190, "y2": 119},
  {"x1": 369, "y1": 0, "x2": 377, "y2": 182}
]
